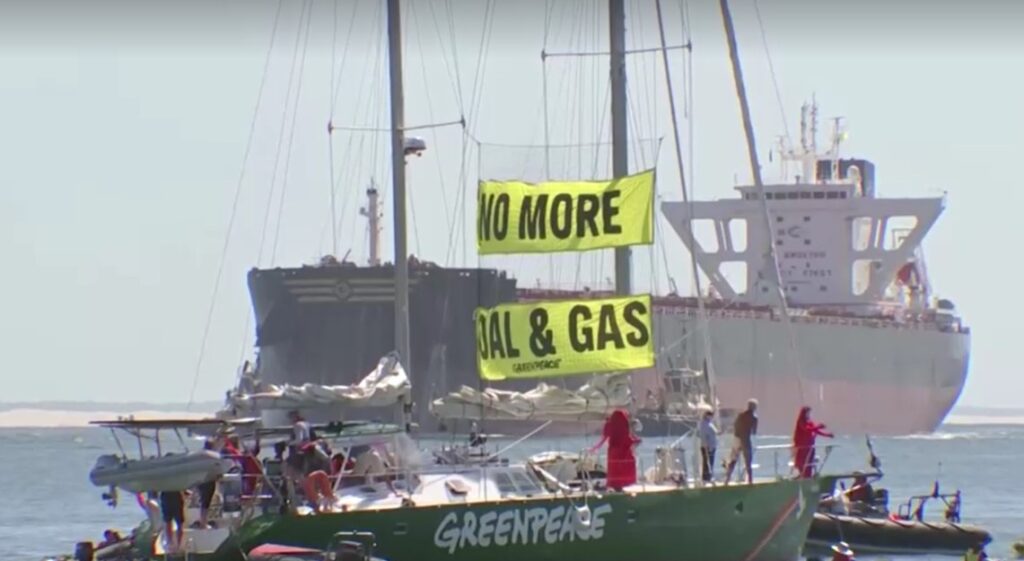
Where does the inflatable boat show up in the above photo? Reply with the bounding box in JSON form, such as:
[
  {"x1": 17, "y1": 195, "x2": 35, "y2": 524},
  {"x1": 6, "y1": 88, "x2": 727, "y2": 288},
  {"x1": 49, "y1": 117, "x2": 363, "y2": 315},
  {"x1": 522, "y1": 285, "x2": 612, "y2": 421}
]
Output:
[
  {"x1": 806, "y1": 512, "x2": 991, "y2": 557},
  {"x1": 89, "y1": 450, "x2": 235, "y2": 493}
]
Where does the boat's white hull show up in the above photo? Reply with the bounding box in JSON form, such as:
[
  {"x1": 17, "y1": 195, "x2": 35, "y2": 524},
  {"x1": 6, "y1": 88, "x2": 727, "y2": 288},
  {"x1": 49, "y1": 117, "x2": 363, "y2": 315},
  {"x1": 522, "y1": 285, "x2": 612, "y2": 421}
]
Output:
[{"x1": 644, "y1": 310, "x2": 970, "y2": 436}]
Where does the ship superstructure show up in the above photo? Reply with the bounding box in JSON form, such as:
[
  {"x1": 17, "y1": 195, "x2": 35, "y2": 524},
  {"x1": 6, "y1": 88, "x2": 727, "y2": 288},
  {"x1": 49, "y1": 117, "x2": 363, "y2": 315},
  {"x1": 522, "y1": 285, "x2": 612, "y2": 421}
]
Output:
[{"x1": 657, "y1": 104, "x2": 969, "y2": 433}]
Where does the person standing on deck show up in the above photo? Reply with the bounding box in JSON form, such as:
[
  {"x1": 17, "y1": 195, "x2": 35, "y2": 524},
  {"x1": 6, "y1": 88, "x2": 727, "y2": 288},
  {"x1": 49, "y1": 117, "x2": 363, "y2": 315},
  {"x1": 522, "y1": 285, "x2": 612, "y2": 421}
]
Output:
[
  {"x1": 589, "y1": 409, "x2": 640, "y2": 491},
  {"x1": 158, "y1": 489, "x2": 185, "y2": 554},
  {"x1": 724, "y1": 399, "x2": 758, "y2": 485},
  {"x1": 793, "y1": 406, "x2": 833, "y2": 478},
  {"x1": 195, "y1": 439, "x2": 220, "y2": 528},
  {"x1": 223, "y1": 435, "x2": 263, "y2": 502},
  {"x1": 697, "y1": 409, "x2": 718, "y2": 483}
]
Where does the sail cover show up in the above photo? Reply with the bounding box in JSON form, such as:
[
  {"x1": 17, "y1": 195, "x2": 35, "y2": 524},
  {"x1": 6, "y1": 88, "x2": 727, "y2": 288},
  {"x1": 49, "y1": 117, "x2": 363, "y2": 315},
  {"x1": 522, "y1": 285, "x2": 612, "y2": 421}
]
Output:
[
  {"x1": 430, "y1": 373, "x2": 631, "y2": 422},
  {"x1": 226, "y1": 353, "x2": 411, "y2": 412}
]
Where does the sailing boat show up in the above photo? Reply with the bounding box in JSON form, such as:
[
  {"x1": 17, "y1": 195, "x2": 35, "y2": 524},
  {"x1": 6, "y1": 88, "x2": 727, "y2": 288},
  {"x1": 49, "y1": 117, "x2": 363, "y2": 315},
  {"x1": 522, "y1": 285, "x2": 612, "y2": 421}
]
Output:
[
  {"x1": 72, "y1": 2, "x2": 828, "y2": 560},
  {"x1": 202, "y1": 2, "x2": 824, "y2": 561}
]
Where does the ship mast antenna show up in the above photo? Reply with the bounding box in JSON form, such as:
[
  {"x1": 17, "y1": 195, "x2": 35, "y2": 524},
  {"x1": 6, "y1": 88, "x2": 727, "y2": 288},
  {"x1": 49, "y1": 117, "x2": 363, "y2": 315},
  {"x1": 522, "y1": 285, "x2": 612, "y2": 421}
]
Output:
[
  {"x1": 359, "y1": 180, "x2": 382, "y2": 266},
  {"x1": 828, "y1": 116, "x2": 846, "y2": 184}
]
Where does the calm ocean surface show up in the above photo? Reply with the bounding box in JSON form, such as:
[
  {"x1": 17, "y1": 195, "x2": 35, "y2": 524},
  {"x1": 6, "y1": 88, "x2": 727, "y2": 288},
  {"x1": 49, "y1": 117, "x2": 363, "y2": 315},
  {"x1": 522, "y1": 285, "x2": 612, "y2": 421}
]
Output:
[{"x1": 5, "y1": 423, "x2": 1020, "y2": 561}]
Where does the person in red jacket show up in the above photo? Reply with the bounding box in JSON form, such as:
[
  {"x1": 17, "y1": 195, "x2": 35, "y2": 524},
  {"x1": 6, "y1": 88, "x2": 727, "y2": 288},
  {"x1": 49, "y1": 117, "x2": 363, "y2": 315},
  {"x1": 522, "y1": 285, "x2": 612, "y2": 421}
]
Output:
[
  {"x1": 590, "y1": 409, "x2": 640, "y2": 491},
  {"x1": 793, "y1": 406, "x2": 833, "y2": 478},
  {"x1": 223, "y1": 436, "x2": 263, "y2": 498}
]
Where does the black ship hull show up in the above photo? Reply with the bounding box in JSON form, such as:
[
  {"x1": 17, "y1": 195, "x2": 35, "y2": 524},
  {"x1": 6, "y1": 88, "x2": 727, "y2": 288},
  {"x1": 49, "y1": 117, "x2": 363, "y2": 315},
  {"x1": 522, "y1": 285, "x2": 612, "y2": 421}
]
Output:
[{"x1": 248, "y1": 263, "x2": 521, "y2": 428}]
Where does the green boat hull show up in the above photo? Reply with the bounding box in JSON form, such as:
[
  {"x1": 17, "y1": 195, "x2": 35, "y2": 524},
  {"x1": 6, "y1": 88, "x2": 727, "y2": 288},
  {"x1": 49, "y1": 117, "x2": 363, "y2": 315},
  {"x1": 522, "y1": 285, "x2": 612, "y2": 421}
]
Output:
[{"x1": 215, "y1": 478, "x2": 821, "y2": 561}]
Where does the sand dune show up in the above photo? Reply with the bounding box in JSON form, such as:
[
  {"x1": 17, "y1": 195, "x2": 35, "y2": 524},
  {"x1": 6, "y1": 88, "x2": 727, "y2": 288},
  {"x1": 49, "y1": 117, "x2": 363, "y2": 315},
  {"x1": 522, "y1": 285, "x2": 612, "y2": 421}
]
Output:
[{"x1": 0, "y1": 408, "x2": 212, "y2": 428}]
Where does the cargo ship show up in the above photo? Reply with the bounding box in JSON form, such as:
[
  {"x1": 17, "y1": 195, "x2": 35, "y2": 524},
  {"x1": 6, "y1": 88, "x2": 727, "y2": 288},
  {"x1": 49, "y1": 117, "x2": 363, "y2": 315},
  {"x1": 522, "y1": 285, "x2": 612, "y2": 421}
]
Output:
[{"x1": 244, "y1": 104, "x2": 969, "y2": 436}]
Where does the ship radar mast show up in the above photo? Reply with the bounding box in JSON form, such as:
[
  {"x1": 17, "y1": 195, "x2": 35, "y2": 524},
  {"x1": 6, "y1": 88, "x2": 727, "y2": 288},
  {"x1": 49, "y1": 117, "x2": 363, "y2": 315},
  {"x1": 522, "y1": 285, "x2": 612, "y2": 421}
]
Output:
[
  {"x1": 774, "y1": 98, "x2": 850, "y2": 186},
  {"x1": 359, "y1": 180, "x2": 383, "y2": 267}
]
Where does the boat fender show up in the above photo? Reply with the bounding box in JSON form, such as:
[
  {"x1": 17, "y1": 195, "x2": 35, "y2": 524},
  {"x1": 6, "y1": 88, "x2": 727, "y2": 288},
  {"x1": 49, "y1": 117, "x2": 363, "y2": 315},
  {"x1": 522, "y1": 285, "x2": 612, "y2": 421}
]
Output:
[{"x1": 576, "y1": 504, "x2": 592, "y2": 527}]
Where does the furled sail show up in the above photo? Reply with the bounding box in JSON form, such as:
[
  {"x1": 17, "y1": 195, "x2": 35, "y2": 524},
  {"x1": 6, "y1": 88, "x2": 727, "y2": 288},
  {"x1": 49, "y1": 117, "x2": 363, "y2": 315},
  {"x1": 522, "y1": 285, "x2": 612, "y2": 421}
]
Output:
[
  {"x1": 430, "y1": 373, "x2": 631, "y2": 422},
  {"x1": 224, "y1": 353, "x2": 411, "y2": 413}
]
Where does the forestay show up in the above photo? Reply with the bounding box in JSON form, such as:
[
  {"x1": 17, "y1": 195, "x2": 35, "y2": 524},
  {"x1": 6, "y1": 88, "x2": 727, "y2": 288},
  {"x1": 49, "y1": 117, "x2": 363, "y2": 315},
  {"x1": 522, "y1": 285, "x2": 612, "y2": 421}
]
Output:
[
  {"x1": 430, "y1": 373, "x2": 631, "y2": 421},
  {"x1": 225, "y1": 354, "x2": 411, "y2": 412}
]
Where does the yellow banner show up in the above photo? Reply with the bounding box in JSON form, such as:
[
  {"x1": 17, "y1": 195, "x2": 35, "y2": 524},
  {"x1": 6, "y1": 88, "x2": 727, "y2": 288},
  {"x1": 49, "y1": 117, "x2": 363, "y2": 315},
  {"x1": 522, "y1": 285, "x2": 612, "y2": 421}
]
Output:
[
  {"x1": 476, "y1": 169, "x2": 655, "y2": 255},
  {"x1": 475, "y1": 295, "x2": 654, "y2": 381}
]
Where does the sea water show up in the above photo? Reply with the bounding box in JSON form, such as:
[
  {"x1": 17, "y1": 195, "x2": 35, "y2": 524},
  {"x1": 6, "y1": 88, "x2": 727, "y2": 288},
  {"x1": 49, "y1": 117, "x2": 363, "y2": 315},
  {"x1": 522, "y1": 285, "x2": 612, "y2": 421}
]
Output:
[{"x1": 3, "y1": 422, "x2": 1020, "y2": 561}]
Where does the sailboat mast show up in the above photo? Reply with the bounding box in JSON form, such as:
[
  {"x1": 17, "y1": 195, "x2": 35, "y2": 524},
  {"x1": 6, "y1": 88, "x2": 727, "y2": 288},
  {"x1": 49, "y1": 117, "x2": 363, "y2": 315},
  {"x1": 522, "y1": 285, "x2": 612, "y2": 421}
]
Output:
[
  {"x1": 609, "y1": 0, "x2": 631, "y2": 295},
  {"x1": 386, "y1": 0, "x2": 412, "y2": 372},
  {"x1": 719, "y1": 0, "x2": 804, "y2": 400},
  {"x1": 719, "y1": 0, "x2": 763, "y2": 187}
]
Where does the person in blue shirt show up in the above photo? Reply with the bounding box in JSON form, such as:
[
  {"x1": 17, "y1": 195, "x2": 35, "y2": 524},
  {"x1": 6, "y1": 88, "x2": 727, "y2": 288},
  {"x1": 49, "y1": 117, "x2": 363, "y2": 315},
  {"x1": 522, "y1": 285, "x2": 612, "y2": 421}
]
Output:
[{"x1": 698, "y1": 409, "x2": 719, "y2": 483}]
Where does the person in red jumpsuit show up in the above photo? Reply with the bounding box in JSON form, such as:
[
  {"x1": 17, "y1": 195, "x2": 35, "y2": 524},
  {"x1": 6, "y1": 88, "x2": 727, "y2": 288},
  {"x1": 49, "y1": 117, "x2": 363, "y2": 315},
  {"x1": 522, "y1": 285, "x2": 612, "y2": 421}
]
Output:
[
  {"x1": 793, "y1": 406, "x2": 833, "y2": 478},
  {"x1": 590, "y1": 409, "x2": 640, "y2": 490}
]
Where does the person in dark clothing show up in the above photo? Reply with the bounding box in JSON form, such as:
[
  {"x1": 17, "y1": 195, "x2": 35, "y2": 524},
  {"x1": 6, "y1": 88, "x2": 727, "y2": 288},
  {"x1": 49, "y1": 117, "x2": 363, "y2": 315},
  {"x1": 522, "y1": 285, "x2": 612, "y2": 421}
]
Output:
[
  {"x1": 846, "y1": 473, "x2": 874, "y2": 503},
  {"x1": 724, "y1": 399, "x2": 759, "y2": 485},
  {"x1": 158, "y1": 490, "x2": 184, "y2": 553},
  {"x1": 195, "y1": 439, "x2": 219, "y2": 528}
]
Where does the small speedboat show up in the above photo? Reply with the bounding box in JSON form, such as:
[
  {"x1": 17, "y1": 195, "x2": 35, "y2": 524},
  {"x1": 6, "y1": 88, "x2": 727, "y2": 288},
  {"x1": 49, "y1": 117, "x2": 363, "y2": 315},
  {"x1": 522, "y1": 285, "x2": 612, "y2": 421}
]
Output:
[
  {"x1": 89, "y1": 450, "x2": 234, "y2": 493},
  {"x1": 807, "y1": 512, "x2": 991, "y2": 557},
  {"x1": 807, "y1": 472, "x2": 991, "y2": 557}
]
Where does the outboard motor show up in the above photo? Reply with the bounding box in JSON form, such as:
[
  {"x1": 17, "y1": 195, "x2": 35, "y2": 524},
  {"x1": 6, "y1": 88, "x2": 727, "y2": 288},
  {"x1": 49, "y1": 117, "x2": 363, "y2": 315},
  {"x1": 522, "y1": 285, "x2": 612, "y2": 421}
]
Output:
[
  {"x1": 73, "y1": 541, "x2": 94, "y2": 561},
  {"x1": 334, "y1": 540, "x2": 370, "y2": 561}
]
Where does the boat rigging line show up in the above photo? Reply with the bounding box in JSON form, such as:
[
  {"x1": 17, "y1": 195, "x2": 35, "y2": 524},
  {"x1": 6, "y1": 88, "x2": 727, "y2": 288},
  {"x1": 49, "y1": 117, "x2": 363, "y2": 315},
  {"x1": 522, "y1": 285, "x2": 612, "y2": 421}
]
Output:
[
  {"x1": 718, "y1": 0, "x2": 806, "y2": 403},
  {"x1": 328, "y1": 119, "x2": 466, "y2": 133},
  {"x1": 187, "y1": 0, "x2": 284, "y2": 408},
  {"x1": 263, "y1": 0, "x2": 313, "y2": 267},
  {"x1": 751, "y1": 0, "x2": 792, "y2": 149},
  {"x1": 542, "y1": 43, "x2": 692, "y2": 59},
  {"x1": 654, "y1": 0, "x2": 719, "y2": 419},
  {"x1": 268, "y1": 0, "x2": 315, "y2": 267}
]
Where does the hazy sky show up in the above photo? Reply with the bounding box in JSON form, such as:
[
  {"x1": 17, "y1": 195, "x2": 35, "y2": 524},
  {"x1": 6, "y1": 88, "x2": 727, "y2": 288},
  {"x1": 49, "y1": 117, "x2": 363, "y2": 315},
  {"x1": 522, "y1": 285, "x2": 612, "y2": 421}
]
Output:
[{"x1": 1, "y1": 0, "x2": 1021, "y2": 407}]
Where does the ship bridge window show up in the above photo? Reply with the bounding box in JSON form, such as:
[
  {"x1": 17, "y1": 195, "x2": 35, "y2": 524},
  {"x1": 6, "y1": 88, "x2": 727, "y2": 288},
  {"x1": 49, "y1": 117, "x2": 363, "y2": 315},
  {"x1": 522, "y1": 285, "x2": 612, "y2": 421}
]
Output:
[
  {"x1": 840, "y1": 192, "x2": 848, "y2": 199},
  {"x1": 786, "y1": 192, "x2": 799, "y2": 199},
  {"x1": 826, "y1": 191, "x2": 840, "y2": 199},
  {"x1": 799, "y1": 192, "x2": 811, "y2": 199},
  {"x1": 813, "y1": 191, "x2": 825, "y2": 199}
]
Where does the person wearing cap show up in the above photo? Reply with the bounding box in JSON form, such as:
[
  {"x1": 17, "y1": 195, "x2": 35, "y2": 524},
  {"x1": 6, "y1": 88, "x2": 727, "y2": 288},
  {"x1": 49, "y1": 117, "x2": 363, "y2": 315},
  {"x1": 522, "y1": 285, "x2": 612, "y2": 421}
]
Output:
[{"x1": 697, "y1": 409, "x2": 718, "y2": 483}]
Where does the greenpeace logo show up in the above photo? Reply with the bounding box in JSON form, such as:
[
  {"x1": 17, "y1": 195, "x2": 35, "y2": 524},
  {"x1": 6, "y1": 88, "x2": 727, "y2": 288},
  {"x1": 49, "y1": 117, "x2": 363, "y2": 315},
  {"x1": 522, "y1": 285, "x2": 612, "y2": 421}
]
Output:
[
  {"x1": 433, "y1": 504, "x2": 612, "y2": 554},
  {"x1": 511, "y1": 359, "x2": 562, "y2": 374}
]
